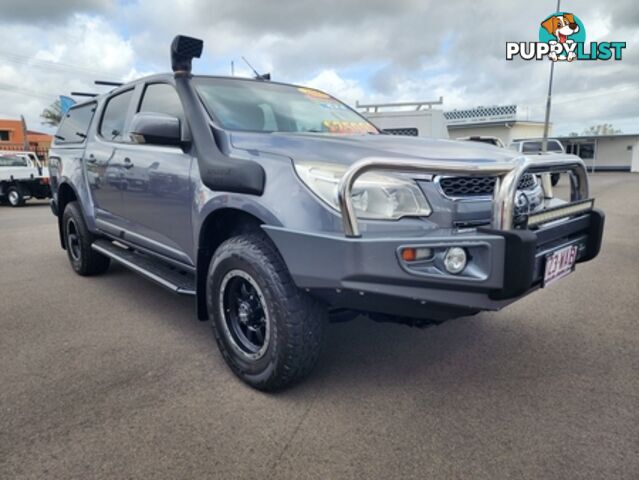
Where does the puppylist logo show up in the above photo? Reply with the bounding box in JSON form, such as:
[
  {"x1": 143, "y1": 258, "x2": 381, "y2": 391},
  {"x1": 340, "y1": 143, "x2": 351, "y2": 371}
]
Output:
[{"x1": 507, "y1": 12, "x2": 626, "y2": 62}]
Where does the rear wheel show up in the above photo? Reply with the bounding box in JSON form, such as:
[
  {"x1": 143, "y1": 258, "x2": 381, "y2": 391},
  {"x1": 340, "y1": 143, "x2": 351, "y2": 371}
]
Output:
[
  {"x1": 207, "y1": 234, "x2": 326, "y2": 391},
  {"x1": 7, "y1": 186, "x2": 25, "y2": 207},
  {"x1": 62, "y1": 201, "x2": 110, "y2": 276}
]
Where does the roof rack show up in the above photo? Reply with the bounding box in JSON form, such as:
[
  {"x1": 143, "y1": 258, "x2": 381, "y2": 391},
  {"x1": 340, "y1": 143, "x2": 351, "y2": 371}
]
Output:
[
  {"x1": 95, "y1": 80, "x2": 123, "y2": 87},
  {"x1": 356, "y1": 98, "x2": 444, "y2": 113},
  {"x1": 71, "y1": 91, "x2": 98, "y2": 97}
]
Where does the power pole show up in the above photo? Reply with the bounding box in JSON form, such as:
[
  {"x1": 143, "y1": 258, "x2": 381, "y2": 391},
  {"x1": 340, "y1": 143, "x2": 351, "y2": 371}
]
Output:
[
  {"x1": 541, "y1": 0, "x2": 561, "y2": 153},
  {"x1": 540, "y1": 0, "x2": 561, "y2": 198},
  {"x1": 20, "y1": 115, "x2": 29, "y2": 150}
]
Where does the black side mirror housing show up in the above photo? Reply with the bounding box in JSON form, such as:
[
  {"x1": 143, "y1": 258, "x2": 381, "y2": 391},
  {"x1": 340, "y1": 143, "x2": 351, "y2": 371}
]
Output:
[{"x1": 130, "y1": 112, "x2": 182, "y2": 146}]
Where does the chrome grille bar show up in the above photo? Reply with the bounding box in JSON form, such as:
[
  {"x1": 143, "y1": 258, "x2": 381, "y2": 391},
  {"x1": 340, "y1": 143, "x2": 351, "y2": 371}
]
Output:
[{"x1": 337, "y1": 155, "x2": 589, "y2": 237}]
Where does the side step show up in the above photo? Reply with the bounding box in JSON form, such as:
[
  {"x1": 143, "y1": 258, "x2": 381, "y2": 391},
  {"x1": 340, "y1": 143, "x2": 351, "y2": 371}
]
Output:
[{"x1": 92, "y1": 239, "x2": 196, "y2": 295}]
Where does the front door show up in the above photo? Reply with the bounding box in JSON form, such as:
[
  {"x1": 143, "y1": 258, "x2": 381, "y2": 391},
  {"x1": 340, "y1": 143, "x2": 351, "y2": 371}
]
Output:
[{"x1": 117, "y1": 82, "x2": 194, "y2": 264}]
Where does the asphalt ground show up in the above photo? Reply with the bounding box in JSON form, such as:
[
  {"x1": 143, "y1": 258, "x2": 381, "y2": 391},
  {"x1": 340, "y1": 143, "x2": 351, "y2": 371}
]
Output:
[{"x1": 1, "y1": 173, "x2": 638, "y2": 479}]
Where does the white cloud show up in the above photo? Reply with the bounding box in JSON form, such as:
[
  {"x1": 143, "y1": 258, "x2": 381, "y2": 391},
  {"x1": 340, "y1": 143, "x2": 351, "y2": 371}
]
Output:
[
  {"x1": 0, "y1": 0, "x2": 637, "y2": 134},
  {"x1": 304, "y1": 70, "x2": 366, "y2": 106},
  {"x1": 0, "y1": 14, "x2": 138, "y2": 131}
]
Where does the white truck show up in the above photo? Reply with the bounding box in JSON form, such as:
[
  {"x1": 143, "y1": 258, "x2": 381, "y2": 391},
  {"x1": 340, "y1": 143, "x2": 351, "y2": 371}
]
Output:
[{"x1": 0, "y1": 152, "x2": 51, "y2": 207}]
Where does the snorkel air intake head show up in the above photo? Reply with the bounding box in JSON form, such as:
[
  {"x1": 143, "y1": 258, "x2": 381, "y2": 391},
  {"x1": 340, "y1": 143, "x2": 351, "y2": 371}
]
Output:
[{"x1": 171, "y1": 35, "x2": 203, "y2": 74}]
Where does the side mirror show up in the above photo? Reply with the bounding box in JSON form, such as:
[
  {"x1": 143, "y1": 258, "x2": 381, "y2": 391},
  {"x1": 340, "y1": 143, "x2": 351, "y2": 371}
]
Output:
[{"x1": 130, "y1": 112, "x2": 182, "y2": 146}]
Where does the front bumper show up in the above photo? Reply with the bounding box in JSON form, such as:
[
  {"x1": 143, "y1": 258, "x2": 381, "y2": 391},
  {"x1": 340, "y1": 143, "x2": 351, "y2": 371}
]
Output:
[{"x1": 263, "y1": 209, "x2": 604, "y2": 320}]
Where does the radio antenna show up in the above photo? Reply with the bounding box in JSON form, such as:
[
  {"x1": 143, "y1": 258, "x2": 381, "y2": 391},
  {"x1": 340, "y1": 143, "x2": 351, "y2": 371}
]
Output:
[
  {"x1": 241, "y1": 56, "x2": 271, "y2": 81},
  {"x1": 241, "y1": 56, "x2": 260, "y2": 77}
]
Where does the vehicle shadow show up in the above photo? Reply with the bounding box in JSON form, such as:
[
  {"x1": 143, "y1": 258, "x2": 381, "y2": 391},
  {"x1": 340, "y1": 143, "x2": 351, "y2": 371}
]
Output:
[
  {"x1": 305, "y1": 311, "x2": 575, "y2": 395},
  {"x1": 0, "y1": 200, "x2": 50, "y2": 208},
  {"x1": 100, "y1": 263, "x2": 569, "y2": 395}
]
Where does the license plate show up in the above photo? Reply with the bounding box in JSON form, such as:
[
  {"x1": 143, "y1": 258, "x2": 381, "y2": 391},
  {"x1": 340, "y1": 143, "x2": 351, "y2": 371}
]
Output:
[{"x1": 543, "y1": 244, "x2": 578, "y2": 287}]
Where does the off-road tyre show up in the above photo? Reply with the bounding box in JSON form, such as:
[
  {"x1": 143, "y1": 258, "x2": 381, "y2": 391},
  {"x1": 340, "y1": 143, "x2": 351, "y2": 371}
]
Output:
[
  {"x1": 207, "y1": 233, "x2": 326, "y2": 391},
  {"x1": 62, "y1": 201, "x2": 110, "y2": 276}
]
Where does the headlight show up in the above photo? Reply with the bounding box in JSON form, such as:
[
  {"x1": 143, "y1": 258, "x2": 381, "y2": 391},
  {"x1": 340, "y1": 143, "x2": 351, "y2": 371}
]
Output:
[{"x1": 294, "y1": 161, "x2": 431, "y2": 220}]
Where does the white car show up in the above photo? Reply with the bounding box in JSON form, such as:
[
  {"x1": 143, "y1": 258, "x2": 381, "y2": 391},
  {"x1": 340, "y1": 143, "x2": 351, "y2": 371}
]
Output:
[{"x1": 0, "y1": 153, "x2": 51, "y2": 207}]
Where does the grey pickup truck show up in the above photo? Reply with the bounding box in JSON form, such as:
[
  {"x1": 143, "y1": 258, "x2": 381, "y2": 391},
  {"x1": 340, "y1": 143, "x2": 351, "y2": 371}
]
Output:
[{"x1": 48, "y1": 36, "x2": 604, "y2": 390}]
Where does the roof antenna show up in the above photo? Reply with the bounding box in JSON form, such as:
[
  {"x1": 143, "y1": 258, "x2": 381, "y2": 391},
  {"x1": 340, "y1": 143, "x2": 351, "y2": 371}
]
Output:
[{"x1": 241, "y1": 56, "x2": 271, "y2": 81}]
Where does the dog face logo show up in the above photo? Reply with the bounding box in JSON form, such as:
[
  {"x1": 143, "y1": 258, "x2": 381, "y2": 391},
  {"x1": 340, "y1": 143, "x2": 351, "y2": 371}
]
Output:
[
  {"x1": 541, "y1": 14, "x2": 579, "y2": 43},
  {"x1": 540, "y1": 12, "x2": 584, "y2": 61}
]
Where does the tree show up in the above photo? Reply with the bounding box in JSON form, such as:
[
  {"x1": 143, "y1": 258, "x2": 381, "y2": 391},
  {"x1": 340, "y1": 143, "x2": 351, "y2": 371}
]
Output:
[
  {"x1": 40, "y1": 99, "x2": 63, "y2": 127},
  {"x1": 582, "y1": 124, "x2": 622, "y2": 136}
]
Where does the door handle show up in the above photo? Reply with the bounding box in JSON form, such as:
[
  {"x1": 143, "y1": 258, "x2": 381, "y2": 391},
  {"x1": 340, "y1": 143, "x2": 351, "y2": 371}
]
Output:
[{"x1": 123, "y1": 158, "x2": 134, "y2": 169}]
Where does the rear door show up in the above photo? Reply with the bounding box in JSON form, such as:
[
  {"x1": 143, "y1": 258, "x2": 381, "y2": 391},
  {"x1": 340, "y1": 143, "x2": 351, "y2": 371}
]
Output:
[
  {"x1": 116, "y1": 82, "x2": 194, "y2": 264},
  {"x1": 85, "y1": 88, "x2": 136, "y2": 226}
]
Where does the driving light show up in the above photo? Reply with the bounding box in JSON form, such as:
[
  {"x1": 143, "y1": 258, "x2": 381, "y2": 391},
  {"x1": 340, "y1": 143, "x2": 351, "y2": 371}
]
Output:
[
  {"x1": 527, "y1": 199, "x2": 594, "y2": 227},
  {"x1": 443, "y1": 247, "x2": 467, "y2": 274},
  {"x1": 294, "y1": 161, "x2": 431, "y2": 220}
]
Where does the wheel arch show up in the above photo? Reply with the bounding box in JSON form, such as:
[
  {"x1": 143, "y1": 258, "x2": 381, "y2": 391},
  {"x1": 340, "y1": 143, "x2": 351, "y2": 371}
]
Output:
[
  {"x1": 195, "y1": 207, "x2": 277, "y2": 320},
  {"x1": 57, "y1": 182, "x2": 79, "y2": 249}
]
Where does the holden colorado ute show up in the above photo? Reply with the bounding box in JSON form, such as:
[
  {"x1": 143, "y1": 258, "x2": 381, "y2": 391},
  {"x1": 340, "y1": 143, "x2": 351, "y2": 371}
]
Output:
[{"x1": 47, "y1": 36, "x2": 604, "y2": 390}]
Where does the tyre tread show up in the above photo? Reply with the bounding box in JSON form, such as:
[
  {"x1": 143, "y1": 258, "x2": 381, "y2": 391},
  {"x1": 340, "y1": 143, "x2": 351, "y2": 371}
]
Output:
[{"x1": 208, "y1": 233, "x2": 325, "y2": 391}]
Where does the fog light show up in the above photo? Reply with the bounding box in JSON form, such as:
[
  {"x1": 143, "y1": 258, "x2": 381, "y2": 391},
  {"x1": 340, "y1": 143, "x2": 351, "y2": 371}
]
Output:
[{"x1": 443, "y1": 247, "x2": 467, "y2": 274}]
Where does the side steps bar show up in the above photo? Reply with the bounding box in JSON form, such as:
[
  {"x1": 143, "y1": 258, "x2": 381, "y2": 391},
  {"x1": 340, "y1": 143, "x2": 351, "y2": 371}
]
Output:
[{"x1": 92, "y1": 239, "x2": 196, "y2": 296}]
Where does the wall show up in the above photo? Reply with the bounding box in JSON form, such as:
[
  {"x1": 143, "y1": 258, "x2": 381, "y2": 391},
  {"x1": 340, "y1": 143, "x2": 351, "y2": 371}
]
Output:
[
  {"x1": 0, "y1": 119, "x2": 52, "y2": 162},
  {"x1": 508, "y1": 123, "x2": 547, "y2": 143},
  {"x1": 593, "y1": 137, "x2": 636, "y2": 170},
  {"x1": 364, "y1": 110, "x2": 449, "y2": 139},
  {"x1": 0, "y1": 119, "x2": 26, "y2": 146}
]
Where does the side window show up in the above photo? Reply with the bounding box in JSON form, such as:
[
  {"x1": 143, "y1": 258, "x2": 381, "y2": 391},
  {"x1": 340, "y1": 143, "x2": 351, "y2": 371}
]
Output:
[
  {"x1": 55, "y1": 103, "x2": 96, "y2": 144},
  {"x1": 100, "y1": 89, "x2": 134, "y2": 142},
  {"x1": 138, "y1": 83, "x2": 184, "y2": 123}
]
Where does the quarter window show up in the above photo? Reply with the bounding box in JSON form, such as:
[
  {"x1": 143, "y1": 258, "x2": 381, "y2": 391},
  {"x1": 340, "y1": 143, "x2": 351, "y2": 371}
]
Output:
[{"x1": 100, "y1": 89, "x2": 134, "y2": 142}]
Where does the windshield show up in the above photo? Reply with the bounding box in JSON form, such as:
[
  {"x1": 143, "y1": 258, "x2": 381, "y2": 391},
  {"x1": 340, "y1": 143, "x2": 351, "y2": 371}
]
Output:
[
  {"x1": 0, "y1": 156, "x2": 28, "y2": 167},
  {"x1": 522, "y1": 140, "x2": 563, "y2": 153},
  {"x1": 193, "y1": 77, "x2": 378, "y2": 135}
]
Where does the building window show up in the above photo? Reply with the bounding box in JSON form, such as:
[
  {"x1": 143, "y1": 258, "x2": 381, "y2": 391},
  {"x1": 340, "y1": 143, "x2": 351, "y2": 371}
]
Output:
[
  {"x1": 0, "y1": 130, "x2": 10, "y2": 141},
  {"x1": 579, "y1": 143, "x2": 595, "y2": 159}
]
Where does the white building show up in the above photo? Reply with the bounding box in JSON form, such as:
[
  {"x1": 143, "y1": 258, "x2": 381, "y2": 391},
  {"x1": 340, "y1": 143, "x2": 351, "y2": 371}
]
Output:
[
  {"x1": 360, "y1": 100, "x2": 638, "y2": 172},
  {"x1": 445, "y1": 105, "x2": 549, "y2": 146},
  {"x1": 553, "y1": 134, "x2": 639, "y2": 172},
  {"x1": 357, "y1": 99, "x2": 449, "y2": 139}
]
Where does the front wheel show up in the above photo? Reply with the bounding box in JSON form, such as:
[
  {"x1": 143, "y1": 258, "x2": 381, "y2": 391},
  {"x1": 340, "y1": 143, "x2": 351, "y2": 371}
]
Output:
[{"x1": 207, "y1": 234, "x2": 326, "y2": 391}]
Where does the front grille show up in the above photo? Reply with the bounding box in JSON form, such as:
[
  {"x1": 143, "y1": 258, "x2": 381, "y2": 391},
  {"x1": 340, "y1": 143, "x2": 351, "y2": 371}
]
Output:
[{"x1": 439, "y1": 173, "x2": 536, "y2": 197}]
